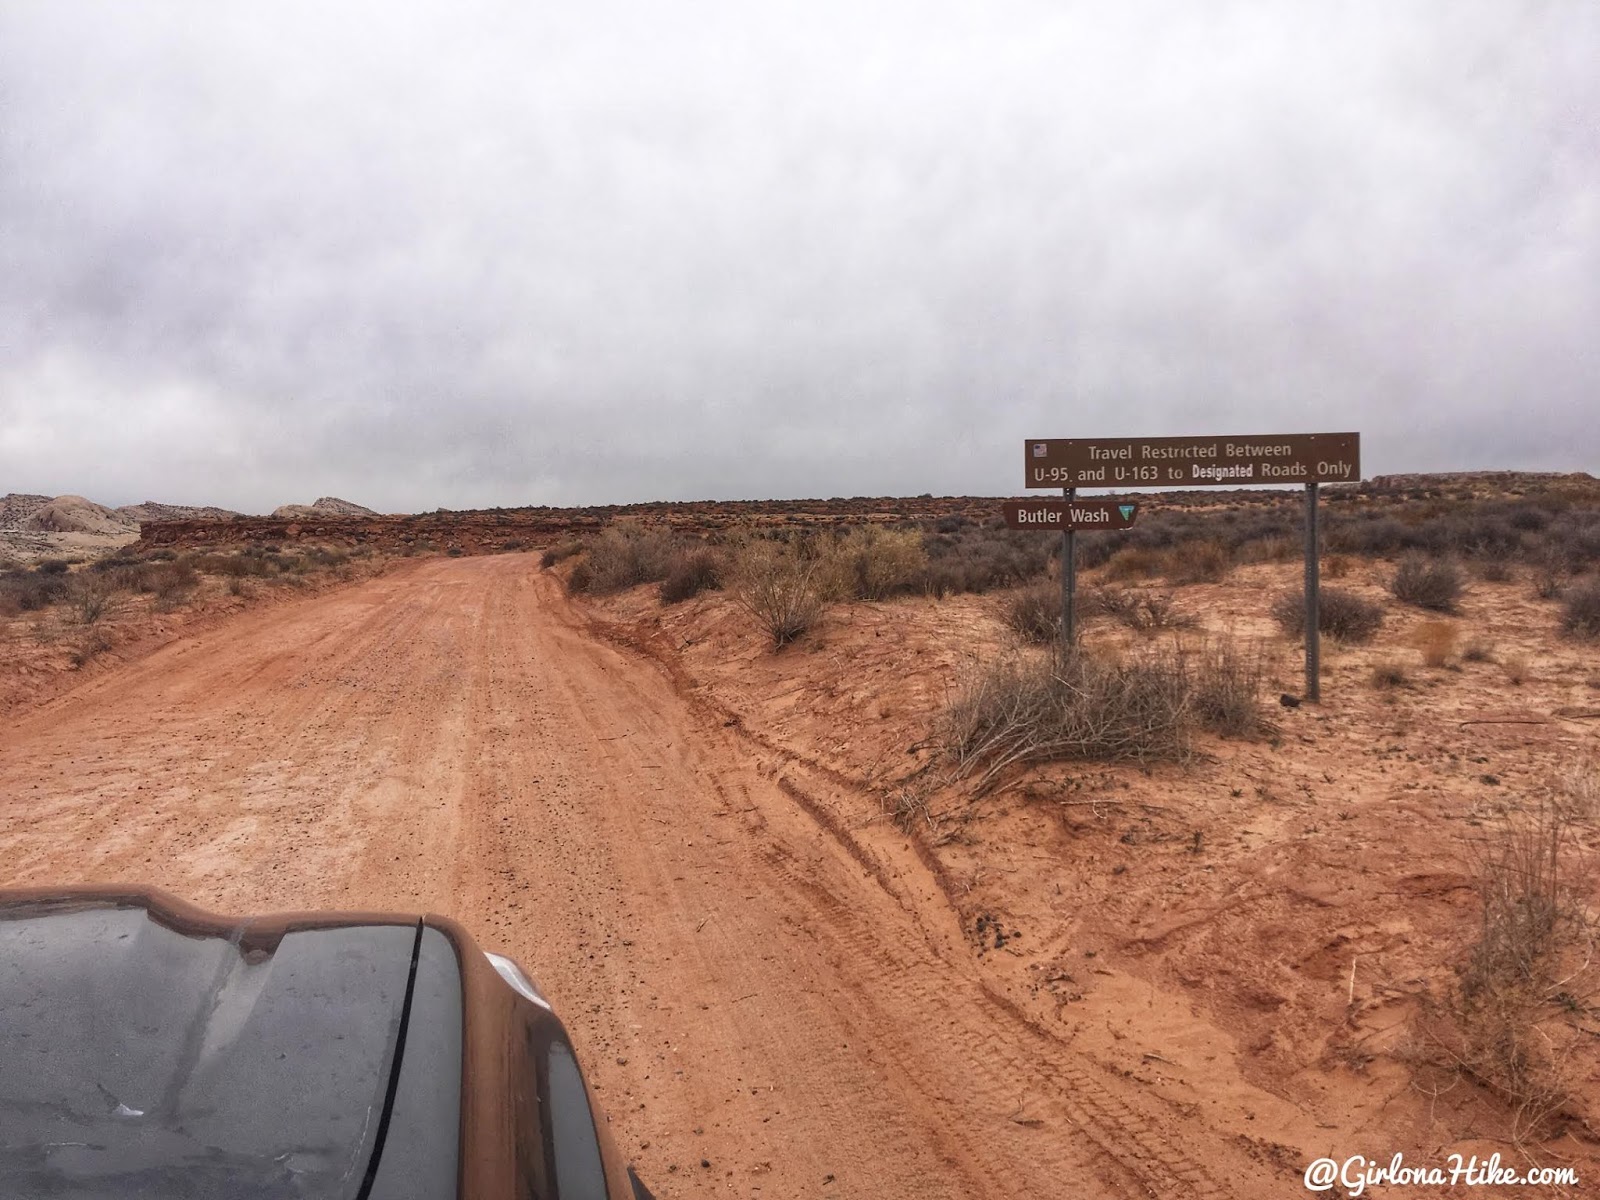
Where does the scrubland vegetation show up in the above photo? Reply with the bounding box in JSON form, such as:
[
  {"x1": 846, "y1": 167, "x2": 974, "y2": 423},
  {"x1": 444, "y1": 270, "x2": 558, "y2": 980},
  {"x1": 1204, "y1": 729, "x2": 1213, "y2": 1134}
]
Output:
[
  {"x1": 547, "y1": 486, "x2": 1600, "y2": 660},
  {"x1": 0, "y1": 543, "x2": 376, "y2": 669},
  {"x1": 1419, "y1": 769, "x2": 1599, "y2": 1146}
]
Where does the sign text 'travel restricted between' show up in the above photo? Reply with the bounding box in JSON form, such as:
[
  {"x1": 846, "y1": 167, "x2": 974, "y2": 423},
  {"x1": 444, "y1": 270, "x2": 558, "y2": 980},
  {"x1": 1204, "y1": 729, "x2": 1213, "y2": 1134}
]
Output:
[{"x1": 1024, "y1": 433, "x2": 1359, "y2": 488}]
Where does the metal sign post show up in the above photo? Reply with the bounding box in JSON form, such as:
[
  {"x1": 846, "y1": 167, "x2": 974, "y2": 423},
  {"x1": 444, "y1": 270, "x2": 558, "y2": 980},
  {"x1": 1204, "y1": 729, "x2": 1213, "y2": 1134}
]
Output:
[
  {"x1": 1304, "y1": 482, "x2": 1321, "y2": 701},
  {"x1": 1062, "y1": 487, "x2": 1075, "y2": 647},
  {"x1": 999, "y1": 497, "x2": 1141, "y2": 648}
]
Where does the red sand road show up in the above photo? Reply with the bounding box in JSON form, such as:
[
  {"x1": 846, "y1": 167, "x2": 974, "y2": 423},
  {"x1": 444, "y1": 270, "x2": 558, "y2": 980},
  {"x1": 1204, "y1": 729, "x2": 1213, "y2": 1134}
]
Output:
[{"x1": 0, "y1": 555, "x2": 1280, "y2": 1198}]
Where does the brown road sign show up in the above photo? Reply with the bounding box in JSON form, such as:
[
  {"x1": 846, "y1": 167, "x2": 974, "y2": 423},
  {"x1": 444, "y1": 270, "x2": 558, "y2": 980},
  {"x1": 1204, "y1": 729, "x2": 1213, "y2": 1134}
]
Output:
[
  {"x1": 1024, "y1": 432, "x2": 1359, "y2": 489},
  {"x1": 1000, "y1": 499, "x2": 1139, "y2": 530}
]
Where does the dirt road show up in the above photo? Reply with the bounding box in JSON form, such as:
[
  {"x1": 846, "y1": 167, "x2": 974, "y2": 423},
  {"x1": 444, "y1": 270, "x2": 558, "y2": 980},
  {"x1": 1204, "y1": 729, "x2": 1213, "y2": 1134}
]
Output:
[{"x1": 1, "y1": 555, "x2": 1279, "y2": 1198}]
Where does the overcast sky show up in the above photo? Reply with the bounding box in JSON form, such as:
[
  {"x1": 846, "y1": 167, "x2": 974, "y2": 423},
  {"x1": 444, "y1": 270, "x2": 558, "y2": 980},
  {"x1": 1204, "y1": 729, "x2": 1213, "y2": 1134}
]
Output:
[{"x1": 2, "y1": 2, "x2": 1596, "y2": 512}]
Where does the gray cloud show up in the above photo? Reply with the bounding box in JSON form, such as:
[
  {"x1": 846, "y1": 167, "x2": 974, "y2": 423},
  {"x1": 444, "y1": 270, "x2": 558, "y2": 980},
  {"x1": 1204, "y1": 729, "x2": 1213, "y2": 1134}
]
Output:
[{"x1": 2, "y1": 1, "x2": 1596, "y2": 511}]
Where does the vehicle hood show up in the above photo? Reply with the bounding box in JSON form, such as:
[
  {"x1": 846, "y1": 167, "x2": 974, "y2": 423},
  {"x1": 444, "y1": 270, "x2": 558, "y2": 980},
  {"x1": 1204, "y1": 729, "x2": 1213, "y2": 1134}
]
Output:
[{"x1": 0, "y1": 893, "x2": 420, "y2": 1199}]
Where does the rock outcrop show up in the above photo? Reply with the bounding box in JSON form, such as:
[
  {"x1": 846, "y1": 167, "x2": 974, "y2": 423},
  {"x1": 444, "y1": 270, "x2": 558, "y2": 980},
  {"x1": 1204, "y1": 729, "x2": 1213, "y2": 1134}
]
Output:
[
  {"x1": 19, "y1": 495, "x2": 137, "y2": 536},
  {"x1": 270, "y1": 497, "x2": 382, "y2": 520}
]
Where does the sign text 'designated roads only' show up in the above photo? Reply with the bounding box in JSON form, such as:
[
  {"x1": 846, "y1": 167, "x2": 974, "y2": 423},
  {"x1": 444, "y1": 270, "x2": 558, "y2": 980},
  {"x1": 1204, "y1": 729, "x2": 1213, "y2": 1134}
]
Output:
[
  {"x1": 1024, "y1": 433, "x2": 1360, "y2": 489},
  {"x1": 1000, "y1": 499, "x2": 1139, "y2": 530}
]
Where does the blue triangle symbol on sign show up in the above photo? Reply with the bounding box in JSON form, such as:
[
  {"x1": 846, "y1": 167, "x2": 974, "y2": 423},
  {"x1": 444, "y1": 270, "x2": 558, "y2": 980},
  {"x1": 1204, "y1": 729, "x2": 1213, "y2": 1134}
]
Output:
[{"x1": 1119, "y1": 505, "x2": 1135, "y2": 521}]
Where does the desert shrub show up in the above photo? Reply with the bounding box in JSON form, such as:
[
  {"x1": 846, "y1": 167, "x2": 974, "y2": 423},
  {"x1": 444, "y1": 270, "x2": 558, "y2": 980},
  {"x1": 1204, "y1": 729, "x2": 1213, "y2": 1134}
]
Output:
[
  {"x1": 582, "y1": 522, "x2": 680, "y2": 594},
  {"x1": 0, "y1": 569, "x2": 71, "y2": 612},
  {"x1": 150, "y1": 562, "x2": 199, "y2": 607},
  {"x1": 825, "y1": 527, "x2": 928, "y2": 601},
  {"x1": 565, "y1": 560, "x2": 593, "y2": 594},
  {"x1": 1502, "y1": 653, "x2": 1530, "y2": 686},
  {"x1": 920, "y1": 528, "x2": 1053, "y2": 595},
  {"x1": 1372, "y1": 660, "x2": 1409, "y2": 689},
  {"x1": 540, "y1": 539, "x2": 585, "y2": 569},
  {"x1": 1390, "y1": 554, "x2": 1465, "y2": 613},
  {"x1": 1003, "y1": 583, "x2": 1061, "y2": 645},
  {"x1": 1326, "y1": 515, "x2": 1418, "y2": 557},
  {"x1": 188, "y1": 553, "x2": 261, "y2": 578},
  {"x1": 69, "y1": 628, "x2": 114, "y2": 668},
  {"x1": 1073, "y1": 585, "x2": 1131, "y2": 620},
  {"x1": 729, "y1": 538, "x2": 829, "y2": 648},
  {"x1": 304, "y1": 546, "x2": 349, "y2": 567},
  {"x1": 881, "y1": 780, "x2": 935, "y2": 834},
  {"x1": 1559, "y1": 761, "x2": 1598, "y2": 822},
  {"x1": 1270, "y1": 587, "x2": 1384, "y2": 643},
  {"x1": 1103, "y1": 546, "x2": 1162, "y2": 582},
  {"x1": 1434, "y1": 800, "x2": 1592, "y2": 1142},
  {"x1": 36, "y1": 558, "x2": 70, "y2": 575},
  {"x1": 1127, "y1": 591, "x2": 1192, "y2": 633},
  {"x1": 1186, "y1": 640, "x2": 1270, "y2": 738},
  {"x1": 1235, "y1": 535, "x2": 1297, "y2": 564},
  {"x1": 1462, "y1": 639, "x2": 1494, "y2": 663},
  {"x1": 1415, "y1": 620, "x2": 1458, "y2": 668},
  {"x1": 67, "y1": 574, "x2": 118, "y2": 625},
  {"x1": 660, "y1": 547, "x2": 723, "y2": 604},
  {"x1": 1161, "y1": 540, "x2": 1232, "y2": 585},
  {"x1": 937, "y1": 647, "x2": 1195, "y2": 789},
  {"x1": 1323, "y1": 554, "x2": 1351, "y2": 579},
  {"x1": 1473, "y1": 557, "x2": 1513, "y2": 583},
  {"x1": 1561, "y1": 579, "x2": 1600, "y2": 641}
]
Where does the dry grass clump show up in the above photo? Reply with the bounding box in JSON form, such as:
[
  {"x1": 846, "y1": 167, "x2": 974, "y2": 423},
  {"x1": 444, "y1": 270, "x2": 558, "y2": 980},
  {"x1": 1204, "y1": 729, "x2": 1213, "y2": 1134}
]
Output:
[
  {"x1": 0, "y1": 567, "x2": 72, "y2": 614},
  {"x1": 823, "y1": 527, "x2": 928, "y2": 601},
  {"x1": 151, "y1": 562, "x2": 200, "y2": 609},
  {"x1": 69, "y1": 628, "x2": 113, "y2": 668},
  {"x1": 1003, "y1": 583, "x2": 1061, "y2": 645},
  {"x1": 1236, "y1": 535, "x2": 1297, "y2": 564},
  {"x1": 1473, "y1": 557, "x2": 1514, "y2": 583},
  {"x1": 880, "y1": 779, "x2": 937, "y2": 835},
  {"x1": 919, "y1": 524, "x2": 1053, "y2": 595},
  {"x1": 1371, "y1": 660, "x2": 1409, "y2": 689},
  {"x1": 577, "y1": 521, "x2": 681, "y2": 594},
  {"x1": 1560, "y1": 761, "x2": 1598, "y2": 821},
  {"x1": 659, "y1": 546, "x2": 724, "y2": 604},
  {"x1": 67, "y1": 574, "x2": 117, "y2": 625},
  {"x1": 1187, "y1": 640, "x2": 1273, "y2": 739},
  {"x1": 1414, "y1": 619, "x2": 1458, "y2": 668},
  {"x1": 728, "y1": 537, "x2": 830, "y2": 649},
  {"x1": 1390, "y1": 554, "x2": 1465, "y2": 613},
  {"x1": 1424, "y1": 799, "x2": 1596, "y2": 1144},
  {"x1": 1102, "y1": 546, "x2": 1162, "y2": 583},
  {"x1": 1560, "y1": 578, "x2": 1600, "y2": 641},
  {"x1": 1462, "y1": 639, "x2": 1494, "y2": 663},
  {"x1": 1503, "y1": 653, "x2": 1531, "y2": 686},
  {"x1": 1270, "y1": 587, "x2": 1384, "y2": 643},
  {"x1": 936, "y1": 640, "x2": 1268, "y2": 790},
  {"x1": 1161, "y1": 539, "x2": 1233, "y2": 585},
  {"x1": 1079, "y1": 586, "x2": 1194, "y2": 633},
  {"x1": 1532, "y1": 548, "x2": 1569, "y2": 601},
  {"x1": 540, "y1": 539, "x2": 586, "y2": 569}
]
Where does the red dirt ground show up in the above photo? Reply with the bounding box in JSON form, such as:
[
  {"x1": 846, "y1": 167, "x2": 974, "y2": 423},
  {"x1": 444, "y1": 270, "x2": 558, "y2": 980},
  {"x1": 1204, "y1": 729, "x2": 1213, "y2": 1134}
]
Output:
[{"x1": 4, "y1": 546, "x2": 1598, "y2": 1197}]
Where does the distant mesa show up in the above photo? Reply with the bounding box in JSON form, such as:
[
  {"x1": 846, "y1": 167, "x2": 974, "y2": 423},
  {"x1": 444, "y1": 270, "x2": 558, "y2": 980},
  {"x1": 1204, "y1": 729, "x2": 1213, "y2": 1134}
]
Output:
[
  {"x1": 270, "y1": 497, "x2": 381, "y2": 520},
  {"x1": 18, "y1": 495, "x2": 136, "y2": 536},
  {"x1": 117, "y1": 501, "x2": 243, "y2": 523},
  {"x1": 0, "y1": 493, "x2": 53, "y2": 530}
]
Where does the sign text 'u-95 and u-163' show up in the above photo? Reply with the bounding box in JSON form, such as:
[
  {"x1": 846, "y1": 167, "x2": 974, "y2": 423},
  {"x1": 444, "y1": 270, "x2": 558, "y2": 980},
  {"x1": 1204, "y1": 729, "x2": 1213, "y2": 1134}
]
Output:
[{"x1": 1024, "y1": 433, "x2": 1360, "y2": 489}]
